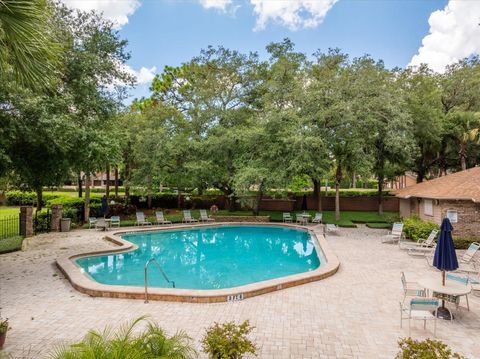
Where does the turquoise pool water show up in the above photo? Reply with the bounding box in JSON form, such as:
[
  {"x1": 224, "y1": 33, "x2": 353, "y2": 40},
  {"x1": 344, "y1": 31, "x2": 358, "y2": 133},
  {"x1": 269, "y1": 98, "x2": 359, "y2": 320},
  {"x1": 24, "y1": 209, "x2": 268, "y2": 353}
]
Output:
[{"x1": 76, "y1": 225, "x2": 322, "y2": 290}]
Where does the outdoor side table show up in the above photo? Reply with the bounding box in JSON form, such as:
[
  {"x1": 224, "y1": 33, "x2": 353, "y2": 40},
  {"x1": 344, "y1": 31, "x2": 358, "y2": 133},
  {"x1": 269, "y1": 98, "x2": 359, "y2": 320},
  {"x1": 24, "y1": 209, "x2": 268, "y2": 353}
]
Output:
[{"x1": 418, "y1": 276, "x2": 472, "y2": 320}]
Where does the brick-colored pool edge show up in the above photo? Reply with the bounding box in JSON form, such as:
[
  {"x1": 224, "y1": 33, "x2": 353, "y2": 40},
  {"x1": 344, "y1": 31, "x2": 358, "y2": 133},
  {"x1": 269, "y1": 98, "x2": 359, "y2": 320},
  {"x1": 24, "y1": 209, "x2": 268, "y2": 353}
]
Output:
[{"x1": 56, "y1": 222, "x2": 340, "y2": 303}]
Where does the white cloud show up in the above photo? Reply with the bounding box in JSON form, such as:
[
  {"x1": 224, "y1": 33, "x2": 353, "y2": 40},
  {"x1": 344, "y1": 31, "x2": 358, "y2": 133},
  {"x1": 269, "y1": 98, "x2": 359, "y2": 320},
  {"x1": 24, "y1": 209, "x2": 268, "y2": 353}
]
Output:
[
  {"x1": 199, "y1": 0, "x2": 232, "y2": 11},
  {"x1": 124, "y1": 65, "x2": 157, "y2": 85},
  {"x1": 60, "y1": 0, "x2": 140, "y2": 28},
  {"x1": 250, "y1": 0, "x2": 338, "y2": 31},
  {"x1": 409, "y1": 0, "x2": 480, "y2": 73}
]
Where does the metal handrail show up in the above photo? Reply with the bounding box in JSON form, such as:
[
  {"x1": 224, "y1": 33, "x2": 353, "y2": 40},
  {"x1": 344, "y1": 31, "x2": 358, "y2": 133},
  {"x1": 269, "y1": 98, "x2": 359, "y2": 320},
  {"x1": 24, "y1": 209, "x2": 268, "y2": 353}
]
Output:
[{"x1": 144, "y1": 258, "x2": 175, "y2": 303}]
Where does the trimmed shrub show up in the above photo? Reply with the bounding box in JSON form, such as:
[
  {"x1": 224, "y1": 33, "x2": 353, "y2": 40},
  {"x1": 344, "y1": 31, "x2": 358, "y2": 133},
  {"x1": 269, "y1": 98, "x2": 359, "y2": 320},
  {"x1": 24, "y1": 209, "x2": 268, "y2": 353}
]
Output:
[
  {"x1": 0, "y1": 235, "x2": 23, "y2": 254},
  {"x1": 453, "y1": 236, "x2": 480, "y2": 250},
  {"x1": 396, "y1": 338, "x2": 465, "y2": 358},
  {"x1": 6, "y1": 191, "x2": 61, "y2": 206},
  {"x1": 33, "y1": 212, "x2": 51, "y2": 233},
  {"x1": 402, "y1": 215, "x2": 439, "y2": 241},
  {"x1": 202, "y1": 321, "x2": 257, "y2": 359}
]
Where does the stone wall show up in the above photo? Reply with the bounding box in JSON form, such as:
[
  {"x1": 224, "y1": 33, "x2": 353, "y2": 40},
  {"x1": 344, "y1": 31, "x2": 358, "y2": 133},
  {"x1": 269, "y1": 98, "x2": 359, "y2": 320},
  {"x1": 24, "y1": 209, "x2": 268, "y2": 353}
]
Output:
[{"x1": 19, "y1": 206, "x2": 33, "y2": 238}]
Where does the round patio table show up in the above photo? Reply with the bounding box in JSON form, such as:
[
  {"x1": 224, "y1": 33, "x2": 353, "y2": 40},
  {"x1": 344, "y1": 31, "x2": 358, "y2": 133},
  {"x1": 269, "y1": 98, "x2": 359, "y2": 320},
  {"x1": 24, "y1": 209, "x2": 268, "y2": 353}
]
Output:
[{"x1": 418, "y1": 276, "x2": 472, "y2": 320}]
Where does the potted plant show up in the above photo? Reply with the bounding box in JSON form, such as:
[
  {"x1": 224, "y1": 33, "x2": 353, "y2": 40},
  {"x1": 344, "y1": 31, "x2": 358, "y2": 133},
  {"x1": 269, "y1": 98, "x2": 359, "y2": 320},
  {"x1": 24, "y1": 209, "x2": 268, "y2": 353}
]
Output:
[
  {"x1": 61, "y1": 208, "x2": 77, "y2": 232},
  {"x1": 0, "y1": 318, "x2": 9, "y2": 349}
]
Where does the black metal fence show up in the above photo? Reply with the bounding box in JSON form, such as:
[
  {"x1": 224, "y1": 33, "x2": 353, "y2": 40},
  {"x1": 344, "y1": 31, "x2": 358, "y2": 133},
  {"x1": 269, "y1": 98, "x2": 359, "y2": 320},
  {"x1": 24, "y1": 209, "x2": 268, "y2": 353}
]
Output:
[
  {"x1": 0, "y1": 214, "x2": 20, "y2": 240},
  {"x1": 33, "y1": 209, "x2": 51, "y2": 234}
]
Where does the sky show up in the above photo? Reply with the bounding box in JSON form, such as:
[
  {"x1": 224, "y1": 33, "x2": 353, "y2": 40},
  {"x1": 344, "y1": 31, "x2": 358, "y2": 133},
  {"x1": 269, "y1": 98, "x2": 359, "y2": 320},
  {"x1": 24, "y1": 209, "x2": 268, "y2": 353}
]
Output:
[{"x1": 61, "y1": 0, "x2": 480, "y2": 103}]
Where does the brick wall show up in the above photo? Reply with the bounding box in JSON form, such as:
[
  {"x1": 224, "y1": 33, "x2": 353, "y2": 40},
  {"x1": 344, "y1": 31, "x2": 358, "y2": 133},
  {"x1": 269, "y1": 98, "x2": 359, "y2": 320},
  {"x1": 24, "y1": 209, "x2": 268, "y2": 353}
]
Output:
[{"x1": 439, "y1": 200, "x2": 480, "y2": 237}]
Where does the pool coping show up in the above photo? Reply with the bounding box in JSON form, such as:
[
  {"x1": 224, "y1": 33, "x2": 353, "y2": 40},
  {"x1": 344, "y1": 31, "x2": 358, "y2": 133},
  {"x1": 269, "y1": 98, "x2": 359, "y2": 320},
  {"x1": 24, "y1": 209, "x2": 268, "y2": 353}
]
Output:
[{"x1": 56, "y1": 222, "x2": 340, "y2": 303}]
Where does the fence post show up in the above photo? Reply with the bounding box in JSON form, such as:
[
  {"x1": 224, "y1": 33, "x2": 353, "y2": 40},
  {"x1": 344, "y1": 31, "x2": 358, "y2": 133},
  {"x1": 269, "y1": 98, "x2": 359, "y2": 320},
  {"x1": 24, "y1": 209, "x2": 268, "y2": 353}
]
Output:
[
  {"x1": 51, "y1": 204, "x2": 63, "y2": 232},
  {"x1": 20, "y1": 206, "x2": 33, "y2": 238}
]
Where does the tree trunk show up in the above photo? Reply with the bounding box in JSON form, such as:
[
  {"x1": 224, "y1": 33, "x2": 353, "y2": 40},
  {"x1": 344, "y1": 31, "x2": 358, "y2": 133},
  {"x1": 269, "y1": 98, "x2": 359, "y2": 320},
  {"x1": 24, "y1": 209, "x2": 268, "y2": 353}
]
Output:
[
  {"x1": 351, "y1": 172, "x2": 356, "y2": 188},
  {"x1": 312, "y1": 178, "x2": 322, "y2": 212},
  {"x1": 335, "y1": 165, "x2": 342, "y2": 221},
  {"x1": 147, "y1": 175, "x2": 152, "y2": 209},
  {"x1": 377, "y1": 173, "x2": 384, "y2": 215},
  {"x1": 460, "y1": 143, "x2": 467, "y2": 170},
  {"x1": 105, "y1": 164, "x2": 110, "y2": 198},
  {"x1": 78, "y1": 172, "x2": 83, "y2": 198},
  {"x1": 84, "y1": 175, "x2": 91, "y2": 221},
  {"x1": 253, "y1": 179, "x2": 265, "y2": 216},
  {"x1": 36, "y1": 187, "x2": 43, "y2": 211},
  {"x1": 114, "y1": 166, "x2": 119, "y2": 198}
]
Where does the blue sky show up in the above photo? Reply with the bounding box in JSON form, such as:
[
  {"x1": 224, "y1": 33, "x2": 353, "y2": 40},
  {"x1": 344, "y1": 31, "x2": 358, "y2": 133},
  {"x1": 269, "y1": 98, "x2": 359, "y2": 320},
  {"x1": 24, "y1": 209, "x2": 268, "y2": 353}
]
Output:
[{"x1": 62, "y1": 0, "x2": 480, "y2": 103}]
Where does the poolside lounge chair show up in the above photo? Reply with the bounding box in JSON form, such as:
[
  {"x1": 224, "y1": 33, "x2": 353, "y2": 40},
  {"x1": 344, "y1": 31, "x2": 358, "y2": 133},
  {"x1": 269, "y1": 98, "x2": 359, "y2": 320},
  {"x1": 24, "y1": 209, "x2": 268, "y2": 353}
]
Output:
[
  {"x1": 296, "y1": 213, "x2": 308, "y2": 225},
  {"x1": 183, "y1": 210, "x2": 198, "y2": 223},
  {"x1": 408, "y1": 243, "x2": 437, "y2": 257},
  {"x1": 312, "y1": 212, "x2": 322, "y2": 224},
  {"x1": 399, "y1": 297, "x2": 439, "y2": 337},
  {"x1": 457, "y1": 242, "x2": 480, "y2": 274},
  {"x1": 199, "y1": 209, "x2": 215, "y2": 222},
  {"x1": 382, "y1": 222, "x2": 404, "y2": 243},
  {"x1": 95, "y1": 218, "x2": 108, "y2": 231},
  {"x1": 283, "y1": 213, "x2": 293, "y2": 223},
  {"x1": 155, "y1": 211, "x2": 172, "y2": 225},
  {"x1": 401, "y1": 271, "x2": 425, "y2": 303},
  {"x1": 135, "y1": 212, "x2": 152, "y2": 226},
  {"x1": 399, "y1": 229, "x2": 438, "y2": 250},
  {"x1": 110, "y1": 215, "x2": 120, "y2": 228},
  {"x1": 88, "y1": 217, "x2": 97, "y2": 229},
  {"x1": 325, "y1": 223, "x2": 338, "y2": 234}
]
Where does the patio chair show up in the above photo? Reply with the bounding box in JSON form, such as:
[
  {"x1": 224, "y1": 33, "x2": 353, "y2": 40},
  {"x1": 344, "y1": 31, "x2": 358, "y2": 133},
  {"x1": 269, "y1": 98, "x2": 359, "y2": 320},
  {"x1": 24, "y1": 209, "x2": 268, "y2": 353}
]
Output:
[
  {"x1": 399, "y1": 297, "x2": 439, "y2": 337},
  {"x1": 457, "y1": 242, "x2": 480, "y2": 274},
  {"x1": 88, "y1": 217, "x2": 97, "y2": 229},
  {"x1": 283, "y1": 213, "x2": 293, "y2": 223},
  {"x1": 382, "y1": 222, "x2": 404, "y2": 244},
  {"x1": 109, "y1": 215, "x2": 120, "y2": 228},
  {"x1": 296, "y1": 213, "x2": 308, "y2": 225},
  {"x1": 399, "y1": 229, "x2": 438, "y2": 250},
  {"x1": 182, "y1": 210, "x2": 198, "y2": 223},
  {"x1": 135, "y1": 212, "x2": 152, "y2": 226},
  {"x1": 408, "y1": 243, "x2": 437, "y2": 257},
  {"x1": 312, "y1": 212, "x2": 323, "y2": 224},
  {"x1": 155, "y1": 211, "x2": 172, "y2": 225},
  {"x1": 199, "y1": 209, "x2": 215, "y2": 222},
  {"x1": 95, "y1": 218, "x2": 108, "y2": 231},
  {"x1": 401, "y1": 271, "x2": 425, "y2": 303},
  {"x1": 325, "y1": 223, "x2": 338, "y2": 234},
  {"x1": 433, "y1": 273, "x2": 473, "y2": 311}
]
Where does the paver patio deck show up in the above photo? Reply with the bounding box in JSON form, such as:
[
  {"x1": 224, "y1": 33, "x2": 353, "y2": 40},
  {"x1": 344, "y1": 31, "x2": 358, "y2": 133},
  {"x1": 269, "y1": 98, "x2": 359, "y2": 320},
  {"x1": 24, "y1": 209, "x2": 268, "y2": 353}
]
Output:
[{"x1": 1, "y1": 225, "x2": 479, "y2": 358}]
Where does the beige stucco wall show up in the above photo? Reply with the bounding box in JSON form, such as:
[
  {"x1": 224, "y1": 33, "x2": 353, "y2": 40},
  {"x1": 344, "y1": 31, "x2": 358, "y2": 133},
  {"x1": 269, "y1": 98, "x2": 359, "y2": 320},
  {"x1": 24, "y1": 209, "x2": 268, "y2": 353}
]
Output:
[{"x1": 399, "y1": 199, "x2": 411, "y2": 218}]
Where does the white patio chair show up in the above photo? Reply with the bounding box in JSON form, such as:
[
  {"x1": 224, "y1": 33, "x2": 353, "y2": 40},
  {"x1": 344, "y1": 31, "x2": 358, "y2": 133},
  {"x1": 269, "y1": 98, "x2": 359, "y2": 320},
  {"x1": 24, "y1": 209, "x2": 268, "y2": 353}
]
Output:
[
  {"x1": 183, "y1": 210, "x2": 198, "y2": 223},
  {"x1": 382, "y1": 222, "x2": 404, "y2": 243},
  {"x1": 95, "y1": 218, "x2": 108, "y2": 231},
  {"x1": 325, "y1": 223, "x2": 338, "y2": 234},
  {"x1": 399, "y1": 229, "x2": 438, "y2": 250},
  {"x1": 110, "y1": 215, "x2": 120, "y2": 228},
  {"x1": 135, "y1": 212, "x2": 152, "y2": 226},
  {"x1": 199, "y1": 209, "x2": 215, "y2": 222},
  {"x1": 457, "y1": 242, "x2": 480, "y2": 274},
  {"x1": 408, "y1": 243, "x2": 437, "y2": 257},
  {"x1": 88, "y1": 217, "x2": 97, "y2": 229},
  {"x1": 399, "y1": 297, "x2": 439, "y2": 337},
  {"x1": 401, "y1": 271, "x2": 425, "y2": 303},
  {"x1": 155, "y1": 211, "x2": 172, "y2": 225},
  {"x1": 296, "y1": 213, "x2": 308, "y2": 225},
  {"x1": 283, "y1": 213, "x2": 293, "y2": 223},
  {"x1": 312, "y1": 212, "x2": 323, "y2": 224}
]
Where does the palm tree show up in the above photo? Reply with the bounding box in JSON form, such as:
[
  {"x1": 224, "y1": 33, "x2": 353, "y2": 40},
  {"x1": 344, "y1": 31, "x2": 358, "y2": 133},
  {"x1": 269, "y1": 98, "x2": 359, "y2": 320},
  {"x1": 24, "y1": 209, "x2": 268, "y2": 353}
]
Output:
[
  {"x1": 447, "y1": 112, "x2": 480, "y2": 170},
  {"x1": 0, "y1": 0, "x2": 60, "y2": 89}
]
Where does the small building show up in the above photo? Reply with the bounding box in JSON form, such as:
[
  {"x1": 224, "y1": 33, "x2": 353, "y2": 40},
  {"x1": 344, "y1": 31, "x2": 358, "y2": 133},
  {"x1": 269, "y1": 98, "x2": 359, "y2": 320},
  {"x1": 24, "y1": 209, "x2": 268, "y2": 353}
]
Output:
[{"x1": 396, "y1": 167, "x2": 480, "y2": 238}]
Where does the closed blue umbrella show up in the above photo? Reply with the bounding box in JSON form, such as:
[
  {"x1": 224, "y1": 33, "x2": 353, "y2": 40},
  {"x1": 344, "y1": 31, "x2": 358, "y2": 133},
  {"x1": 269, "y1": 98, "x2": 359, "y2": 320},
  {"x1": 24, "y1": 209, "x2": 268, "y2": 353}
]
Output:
[{"x1": 101, "y1": 195, "x2": 108, "y2": 217}]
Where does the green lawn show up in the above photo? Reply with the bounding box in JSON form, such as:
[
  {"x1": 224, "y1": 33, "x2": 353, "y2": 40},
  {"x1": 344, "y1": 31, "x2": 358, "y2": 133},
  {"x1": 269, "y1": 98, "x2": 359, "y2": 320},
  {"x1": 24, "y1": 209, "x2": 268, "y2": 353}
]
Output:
[
  {"x1": 0, "y1": 235, "x2": 23, "y2": 254},
  {"x1": 0, "y1": 206, "x2": 21, "y2": 217}
]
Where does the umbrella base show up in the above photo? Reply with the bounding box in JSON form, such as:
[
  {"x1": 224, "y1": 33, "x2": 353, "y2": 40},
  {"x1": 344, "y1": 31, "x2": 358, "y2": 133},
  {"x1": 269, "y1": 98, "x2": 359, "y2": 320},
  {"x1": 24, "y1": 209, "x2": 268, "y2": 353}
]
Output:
[{"x1": 436, "y1": 306, "x2": 454, "y2": 320}]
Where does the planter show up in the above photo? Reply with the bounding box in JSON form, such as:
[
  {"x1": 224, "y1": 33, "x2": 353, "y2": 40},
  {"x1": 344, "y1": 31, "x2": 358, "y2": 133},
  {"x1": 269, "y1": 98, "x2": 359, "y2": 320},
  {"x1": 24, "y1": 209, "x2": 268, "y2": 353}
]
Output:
[
  {"x1": 0, "y1": 331, "x2": 6, "y2": 349},
  {"x1": 61, "y1": 218, "x2": 71, "y2": 232}
]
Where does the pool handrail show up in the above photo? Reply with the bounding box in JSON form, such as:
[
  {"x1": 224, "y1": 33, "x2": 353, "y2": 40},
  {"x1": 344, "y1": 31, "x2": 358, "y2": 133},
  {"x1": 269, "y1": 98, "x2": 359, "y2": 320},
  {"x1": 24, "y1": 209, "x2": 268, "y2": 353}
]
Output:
[{"x1": 144, "y1": 258, "x2": 175, "y2": 303}]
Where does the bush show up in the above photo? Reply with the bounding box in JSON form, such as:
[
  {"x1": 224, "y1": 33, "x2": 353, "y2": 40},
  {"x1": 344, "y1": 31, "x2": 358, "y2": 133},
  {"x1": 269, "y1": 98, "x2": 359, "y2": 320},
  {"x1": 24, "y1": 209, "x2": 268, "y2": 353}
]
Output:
[
  {"x1": 62, "y1": 207, "x2": 78, "y2": 220},
  {"x1": 33, "y1": 212, "x2": 51, "y2": 233},
  {"x1": 202, "y1": 321, "x2": 257, "y2": 359},
  {"x1": 6, "y1": 191, "x2": 60, "y2": 206},
  {"x1": 402, "y1": 215, "x2": 439, "y2": 241},
  {"x1": 396, "y1": 338, "x2": 465, "y2": 358},
  {"x1": 0, "y1": 236, "x2": 23, "y2": 254},
  {"x1": 49, "y1": 316, "x2": 196, "y2": 359},
  {"x1": 453, "y1": 236, "x2": 480, "y2": 250}
]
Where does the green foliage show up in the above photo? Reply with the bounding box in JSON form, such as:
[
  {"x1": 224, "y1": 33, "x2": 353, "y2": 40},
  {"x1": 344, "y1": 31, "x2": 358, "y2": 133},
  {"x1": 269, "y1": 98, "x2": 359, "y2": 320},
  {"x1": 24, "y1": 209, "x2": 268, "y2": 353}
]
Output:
[
  {"x1": 61, "y1": 207, "x2": 77, "y2": 220},
  {"x1": 33, "y1": 212, "x2": 51, "y2": 233},
  {"x1": 6, "y1": 191, "x2": 60, "y2": 206},
  {"x1": 402, "y1": 215, "x2": 439, "y2": 241},
  {"x1": 0, "y1": 318, "x2": 8, "y2": 334},
  {"x1": 201, "y1": 321, "x2": 257, "y2": 359},
  {"x1": 49, "y1": 316, "x2": 196, "y2": 359},
  {"x1": 0, "y1": 236, "x2": 23, "y2": 254},
  {"x1": 396, "y1": 338, "x2": 465, "y2": 359},
  {"x1": 453, "y1": 236, "x2": 480, "y2": 250},
  {"x1": 366, "y1": 222, "x2": 392, "y2": 229}
]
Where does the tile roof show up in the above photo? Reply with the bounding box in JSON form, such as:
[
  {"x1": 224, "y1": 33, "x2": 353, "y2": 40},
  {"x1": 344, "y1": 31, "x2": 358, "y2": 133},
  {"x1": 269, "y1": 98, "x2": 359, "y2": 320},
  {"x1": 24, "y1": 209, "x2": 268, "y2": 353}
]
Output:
[{"x1": 395, "y1": 167, "x2": 480, "y2": 203}]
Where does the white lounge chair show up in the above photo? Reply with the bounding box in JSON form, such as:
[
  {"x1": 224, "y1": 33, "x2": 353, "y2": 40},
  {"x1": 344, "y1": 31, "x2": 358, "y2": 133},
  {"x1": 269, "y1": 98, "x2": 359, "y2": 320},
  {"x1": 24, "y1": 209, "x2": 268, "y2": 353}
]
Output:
[
  {"x1": 382, "y1": 222, "x2": 404, "y2": 243},
  {"x1": 408, "y1": 243, "x2": 436, "y2": 257},
  {"x1": 399, "y1": 229, "x2": 438, "y2": 250},
  {"x1": 110, "y1": 215, "x2": 120, "y2": 228},
  {"x1": 296, "y1": 213, "x2": 308, "y2": 225},
  {"x1": 283, "y1": 213, "x2": 293, "y2": 223},
  {"x1": 325, "y1": 223, "x2": 338, "y2": 234},
  {"x1": 135, "y1": 212, "x2": 152, "y2": 226},
  {"x1": 312, "y1": 213, "x2": 323, "y2": 224},
  {"x1": 399, "y1": 297, "x2": 439, "y2": 337},
  {"x1": 88, "y1": 217, "x2": 97, "y2": 229},
  {"x1": 457, "y1": 242, "x2": 480, "y2": 274},
  {"x1": 183, "y1": 210, "x2": 198, "y2": 223},
  {"x1": 95, "y1": 218, "x2": 108, "y2": 231},
  {"x1": 155, "y1": 211, "x2": 172, "y2": 225},
  {"x1": 199, "y1": 209, "x2": 215, "y2": 222},
  {"x1": 401, "y1": 271, "x2": 425, "y2": 303}
]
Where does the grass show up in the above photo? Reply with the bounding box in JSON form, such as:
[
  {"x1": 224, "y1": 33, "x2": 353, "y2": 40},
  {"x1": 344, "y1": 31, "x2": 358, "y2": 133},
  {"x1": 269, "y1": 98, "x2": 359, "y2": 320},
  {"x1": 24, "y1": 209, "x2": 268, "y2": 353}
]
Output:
[
  {"x1": 0, "y1": 235, "x2": 23, "y2": 254},
  {"x1": 0, "y1": 206, "x2": 21, "y2": 217},
  {"x1": 81, "y1": 210, "x2": 399, "y2": 228},
  {"x1": 366, "y1": 222, "x2": 392, "y2": 229}
]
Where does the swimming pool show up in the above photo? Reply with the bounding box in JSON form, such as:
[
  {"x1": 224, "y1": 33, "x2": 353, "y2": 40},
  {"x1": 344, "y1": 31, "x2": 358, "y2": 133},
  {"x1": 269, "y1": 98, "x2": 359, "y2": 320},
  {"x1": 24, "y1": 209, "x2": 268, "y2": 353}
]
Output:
[{"x1": 76, "y1": 225, "x2": 322, "y2": 290}]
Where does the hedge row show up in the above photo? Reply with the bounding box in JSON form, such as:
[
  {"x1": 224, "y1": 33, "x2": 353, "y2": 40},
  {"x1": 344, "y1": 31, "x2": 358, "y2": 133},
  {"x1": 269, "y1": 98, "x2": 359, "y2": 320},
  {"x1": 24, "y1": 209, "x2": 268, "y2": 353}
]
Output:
[{"x1": 402, "y1": 215, "x2": 439, "y2": 241}]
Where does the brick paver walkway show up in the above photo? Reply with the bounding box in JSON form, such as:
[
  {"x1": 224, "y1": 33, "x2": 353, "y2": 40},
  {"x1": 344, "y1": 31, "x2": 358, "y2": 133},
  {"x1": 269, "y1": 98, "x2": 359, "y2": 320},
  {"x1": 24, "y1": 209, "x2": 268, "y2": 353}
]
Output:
[{"x1": 1, "y1": 226, "x2": 479, "y2": 358}]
